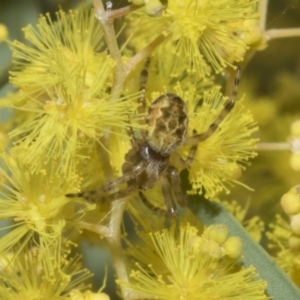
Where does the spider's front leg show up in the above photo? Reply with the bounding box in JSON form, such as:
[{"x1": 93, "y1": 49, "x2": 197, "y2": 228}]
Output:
[
  {"x1": 184, "y1": 66, "x2": 241, "y2": 146},
  {"x1": 138, "y1": 57, "x2": 151, "y2": 115},
  {"x1": 139, "y1": 191, "x2": 173, "y2": 218},
  {"x1": 160, "y1": 176, "x2": 178, "y2": 217},
  {"x1": 167, "y1": 165, "x2": 187, "y2": 207},
  {"x1": 138, "y1": 175, "x2": 179, "y2": 218},
  {"x1": 66, "y1": 162, "x2": 144, "y2": 204}
]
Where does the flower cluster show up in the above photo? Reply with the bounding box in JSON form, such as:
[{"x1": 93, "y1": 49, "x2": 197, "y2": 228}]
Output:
[
  {"x1": 120, "y1": 222, "x2": 268, "y2": 299},
  {"x1": 0, "y1": 244, "x2": 94, "y2": 299},
  {"x1": 3, "y1": 0, "x2": 295, "y2": 298},
  {"x1": 4, "y1": 8, "x2": 141, "y2": 179},
  {"x1": 267, "y1": 214, "x2": 300, "y2": 288},
  {"x1": 126, "y1": 0, "x2": 259, "y2": 77}
]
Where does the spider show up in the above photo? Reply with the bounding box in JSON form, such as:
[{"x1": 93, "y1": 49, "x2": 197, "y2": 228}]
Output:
[{"x1": 68, "y1": 59, "x2": 241, "y2": 217}]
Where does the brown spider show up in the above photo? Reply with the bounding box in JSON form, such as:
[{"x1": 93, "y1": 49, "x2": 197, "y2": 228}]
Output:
[{"x1": 68, "y1": 59, "x2": 241, "y2": 217}]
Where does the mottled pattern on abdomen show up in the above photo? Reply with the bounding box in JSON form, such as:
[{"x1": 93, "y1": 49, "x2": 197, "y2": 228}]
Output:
[{"x1": 146, "y1": 93, "x2": 188, "y2": 155}]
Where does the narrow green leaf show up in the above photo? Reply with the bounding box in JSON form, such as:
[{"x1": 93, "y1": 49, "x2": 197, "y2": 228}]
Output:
[{"x1": 189, "y1": 197, "x2": 300, "y2": 300}]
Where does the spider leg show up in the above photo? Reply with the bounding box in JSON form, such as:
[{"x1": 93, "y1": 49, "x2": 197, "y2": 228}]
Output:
[
  {"x1": 103, "y1": 183, "x2": 138, "y2": 202},
  {"x1": 139, "y1": 191, "x2": 172, "y2": 218},
  {"x1": 83, "y1": 177, "x2": 141, "y2": 204},
  {"x1": 66, "y1": 162, "x2": 145, "y2": 204},
  {"x1": 138, "y1": 57, "x2": 151, "y2": 115},
  {"x1": 126, "y1": 127, "x2": 136, "y2": 143},
  {"x1": 126, "y1": 58, "x2": 151, "y2": 142},
  {"x1": 167, "y1": 165, "x2": 187, "y2": 207},
  {"x1": 184, "y1": 66, "x2": 241, "y2": 146},
  {"x1": 137, "y1": 58, "x2": 151, "y2": 139},
  {"x1": 139, "y1": 176, "x2": 178, "y2": 217},
  {"x1": 101, "y1": 162, "x2": 144, "y2": 192},
  {"x1": 160, "y1": 176, "x2": 178, "y2": 217},
  {"x1": 172, "y1": 129, "x2": 198, "y2": 170},
  {"x1": 72, "y1": 184, "x2": 138, "y2": 204}
]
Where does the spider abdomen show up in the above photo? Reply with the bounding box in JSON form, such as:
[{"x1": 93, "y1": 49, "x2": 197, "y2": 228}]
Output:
[{"x1": 146, "y1": 93, "x2": 188, "y2": 155}]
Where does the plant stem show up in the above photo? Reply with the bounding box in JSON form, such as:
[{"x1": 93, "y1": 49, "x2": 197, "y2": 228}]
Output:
[
  {"x1": 93, "y1": 0, "x2": 126, "y2": 102},
  {"x1": 93, "y1": 0, "x2": 105, "y2": 17},
  {"x1": 256, "y1": 142, "x2": 290, "y2": 151},
  {"x1": 126, "y1": 33, "x2": 167, "y2": 73},
  {"x1": 92, "y1": 3, "x2": 130, "y2": 297},
  {"x1": 79, "y1": 221, "x2": 111, "y2": 236},
  {"x1": 94, "y1": 0, "x2": 167, "y2": 102},
  {"x1": 106, "y1": 198, "x2": 131, "y2": 299},
  {"x1": 106, "y1": 5, "x2": 140, "y2": 19},
  {"x1": 266, "y1": 28, "x2": 300, "y2": 40},
  {"x1": 258, "y1": 0, "x2": 268, "y2": 31},
  {"x1": 80, "y1": 199, "x2": 131, "y2": 299}
]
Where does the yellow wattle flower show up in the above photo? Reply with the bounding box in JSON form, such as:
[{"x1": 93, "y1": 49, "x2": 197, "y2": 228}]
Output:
[
  {"x1": 120, "y1": 223, "x2": 268, "y2": 299},
  {"x1": 173, "y1": 85, "x2": 258, "y2": 199},
  {"x1": 267, "y1": 214, "x2": 300, "y2": 288},
  {"x1": 4, "y1": 8, "x2": 141, "y2": 177},
  {"x1": 0, "y1": 153, "x2": 94, "y2": 262},
  {"x1": 126, "y1": 0, "x2": 258, "y2": 77},
  {"x1": 0, "y1": 245, "x2": 92, "y2": 299}
]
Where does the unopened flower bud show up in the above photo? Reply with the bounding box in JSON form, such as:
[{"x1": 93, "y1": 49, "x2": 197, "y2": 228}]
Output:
[
  {"x1": 206, "y1": 224, "x2": 229, "y2": 245},
  {"x1": 288, "y1": 233, "x2": 300, "y2": 251},
  {"x1": 290, "y1": 213, "x2": 300, "y2": 235},
  {"x1": 224, "y1": 236, "x2": 243, "y2": 258},
  {"x1": 281, "y1": 192, "x2": 300, "y2": 215}
]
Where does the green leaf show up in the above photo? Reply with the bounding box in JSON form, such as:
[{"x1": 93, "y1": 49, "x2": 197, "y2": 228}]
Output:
[{"x1": 189, "y1": 197, "x2": 300, "y2": 300}]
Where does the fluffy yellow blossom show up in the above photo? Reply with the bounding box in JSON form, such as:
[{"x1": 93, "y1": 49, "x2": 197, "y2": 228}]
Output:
[
  {"x1": 0, "y1": 153, "x2": 94, "y2": 261},
  {"x1": 126, "y1": 0, "x2": 258, "y2": 77},
  {"x1": 267, "y1": 214, "x2": 300, "y2": 288},
  {"x1": 0, "y1": 245, "x2": 92, "y2": 299},
  {"x1": 223, "y1": 200, "x2": 265, "y2": 242},
  {"x1": 3, "y1": 8, "x2": 141, "y2": 177},
  {"x1": 10, "y1": 9, "x2": 106, "y2": 92},
  {"x1": 120, "y1": 223, "x2": 268, "y2": 299},
  {"x1": 173, "y1": 85, "x2": 258, "y2": 198}
]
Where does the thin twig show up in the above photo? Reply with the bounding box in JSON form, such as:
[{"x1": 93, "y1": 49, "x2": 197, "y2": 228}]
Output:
[
  {"x1": 106, "y1": 198, "x2": 131, "y2": 299},
  {"x1": 256, "y1": 142, "x2": 290, "y2": 151},
  {"x1": 79, "y1": 222, "x2": 111, "y2": 236},
  {"x1": 93, "y1": 0, "x2": 128, "y2": 103},
  {"x1": 106, "y1": 4, "x2": 140, "y2": 19},
  {"x1": 266, "y1": 28, "x2": 300, "y2": 40},
  {"x1": 126, "y1": 33, "x2": 167, "y2": 74},
  {"x1": 258, "y1": 0, "x2": 268, "y2": 32},
  {"x1": 93, "y1": 0, "x2": 105, "y2": 17},
  {"x1": 92, "y1": 3, "x2": 131, "y2": 298}
]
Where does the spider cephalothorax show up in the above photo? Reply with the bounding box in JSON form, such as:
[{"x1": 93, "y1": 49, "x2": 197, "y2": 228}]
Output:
[{"x1": 68, "y1": 58, "x2": 240, "y2": 217}]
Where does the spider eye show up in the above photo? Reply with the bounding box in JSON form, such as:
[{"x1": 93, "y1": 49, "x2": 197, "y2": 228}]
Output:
[{"x1": 146, "y1": 93, "x2": 188, "y2": 155}]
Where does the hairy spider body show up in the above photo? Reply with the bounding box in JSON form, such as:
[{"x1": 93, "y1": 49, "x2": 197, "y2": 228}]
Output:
[
  {"x1": 146, "y1": 94, "x2": 188, "y2": 155},
  {"x1": 67, "y1": 59, "x2": 241, "y2": 217},
  {"x1": 123, "y1": 140, "x2": 170, "y2": 190}
]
